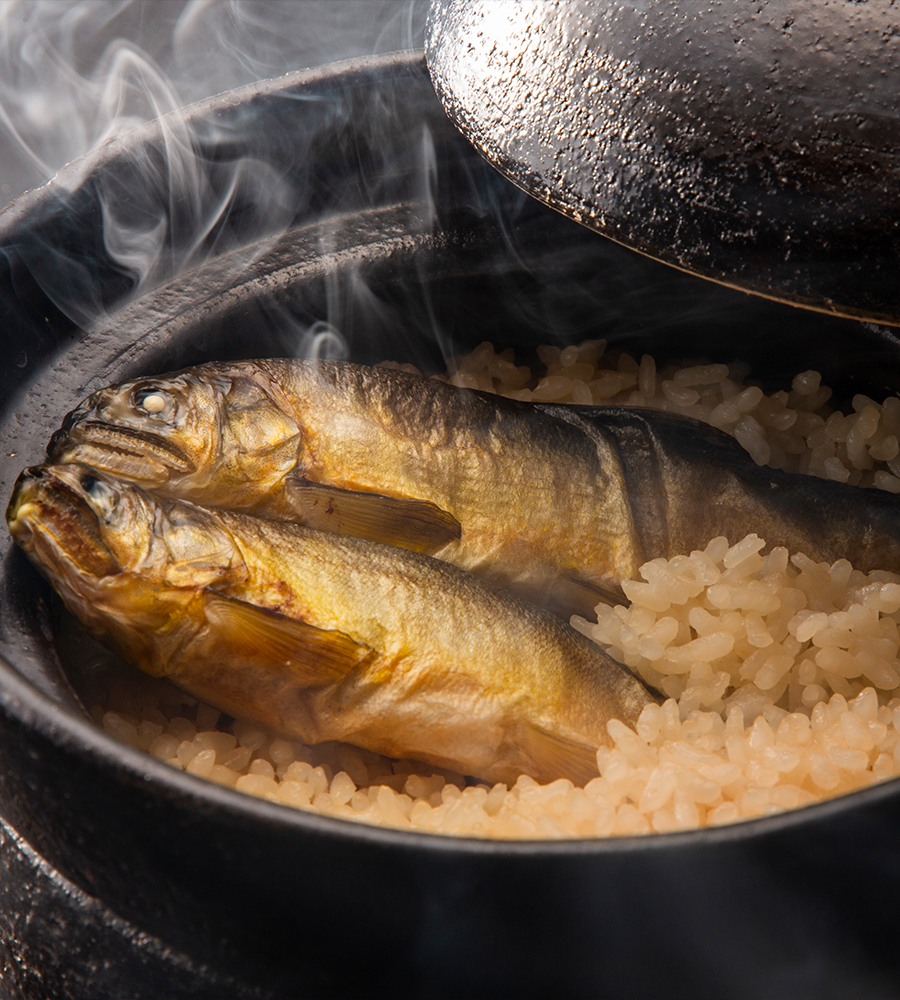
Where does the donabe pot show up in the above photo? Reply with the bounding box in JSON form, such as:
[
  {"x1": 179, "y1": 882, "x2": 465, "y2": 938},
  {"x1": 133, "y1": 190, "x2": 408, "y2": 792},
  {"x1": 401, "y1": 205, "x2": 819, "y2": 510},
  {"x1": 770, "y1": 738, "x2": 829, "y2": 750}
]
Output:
[{"x1": 0, "y1": 52, "x2": 899, "y2": 1000}]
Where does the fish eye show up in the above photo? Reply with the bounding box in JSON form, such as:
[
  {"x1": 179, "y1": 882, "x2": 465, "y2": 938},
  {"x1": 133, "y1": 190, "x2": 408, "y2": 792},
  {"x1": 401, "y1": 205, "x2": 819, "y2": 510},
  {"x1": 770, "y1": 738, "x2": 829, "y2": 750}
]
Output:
[
  {"x1": 134, "y1": 388, "x2": 169, "y2": 414},
  {"x1": 79, "y1": 473, "x2": 117, "y2": 515}
]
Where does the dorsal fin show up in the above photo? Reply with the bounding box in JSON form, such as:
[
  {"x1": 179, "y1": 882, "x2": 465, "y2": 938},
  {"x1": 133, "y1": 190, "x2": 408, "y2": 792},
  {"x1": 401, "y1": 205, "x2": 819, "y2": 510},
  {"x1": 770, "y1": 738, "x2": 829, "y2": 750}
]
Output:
[{"x1": 538, "y1": 403, "x2": 670, "y2": 567}]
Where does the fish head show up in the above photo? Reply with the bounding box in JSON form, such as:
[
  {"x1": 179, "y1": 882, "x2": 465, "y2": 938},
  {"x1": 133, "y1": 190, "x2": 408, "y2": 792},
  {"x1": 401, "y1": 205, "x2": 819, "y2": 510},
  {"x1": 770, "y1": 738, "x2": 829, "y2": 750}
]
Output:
[
  {"x1": 8, "y1": 464, "x2": 128, "y2": 587},
  {"x1": 46, "y1": 372, "x2": 212, "y2": 490},
  {"x1": 46, "y1": 367, "x2": 302, "y2": 507},
  {"x1": 6, "y1": 464, "x2": 243, "y2": 669}
]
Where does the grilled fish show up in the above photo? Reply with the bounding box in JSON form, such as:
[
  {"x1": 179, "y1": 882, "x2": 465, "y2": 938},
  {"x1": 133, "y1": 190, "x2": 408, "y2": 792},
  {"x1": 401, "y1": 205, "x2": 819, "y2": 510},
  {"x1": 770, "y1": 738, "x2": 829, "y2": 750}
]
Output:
[
  {"x1": 6, "y1": 464, "x2": 658, "y2": 785},
  {"x1": 48, "y1": 360, "x2": 900, "y2": 616}
]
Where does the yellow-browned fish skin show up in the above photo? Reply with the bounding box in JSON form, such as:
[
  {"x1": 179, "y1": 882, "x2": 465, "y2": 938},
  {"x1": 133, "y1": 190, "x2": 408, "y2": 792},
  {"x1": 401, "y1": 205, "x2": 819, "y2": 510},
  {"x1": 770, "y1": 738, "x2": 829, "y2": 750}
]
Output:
[
  {"x1": 265, "y1": 360, "x2": 642, "y2": 604},
  {"x1": 7, "y1": 464, "x2": 657, "y2": 786},
  {"x1": 48, "y1": 361, "x2": 641, "y2": 616},
  {"x1": 48, "y1": 360, "x2": 900, "y2": 617}
]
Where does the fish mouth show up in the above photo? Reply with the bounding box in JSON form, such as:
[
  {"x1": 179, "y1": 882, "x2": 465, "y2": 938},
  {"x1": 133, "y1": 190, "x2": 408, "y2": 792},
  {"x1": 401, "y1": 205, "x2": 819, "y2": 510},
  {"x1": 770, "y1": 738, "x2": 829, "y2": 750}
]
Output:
[
  {"x1": 48, "y1": 421, "x2": 196, "y2": 479},
  {"x1": 8, "y1": 468, "x2": 121, "y2": 579}
]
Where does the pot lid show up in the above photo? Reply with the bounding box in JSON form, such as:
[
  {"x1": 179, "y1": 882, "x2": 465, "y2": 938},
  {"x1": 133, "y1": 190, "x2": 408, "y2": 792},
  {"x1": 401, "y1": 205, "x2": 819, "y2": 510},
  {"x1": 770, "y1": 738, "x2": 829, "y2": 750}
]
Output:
[{"x1": 425, "y1": 0, "x2": 900, "y2": 326}]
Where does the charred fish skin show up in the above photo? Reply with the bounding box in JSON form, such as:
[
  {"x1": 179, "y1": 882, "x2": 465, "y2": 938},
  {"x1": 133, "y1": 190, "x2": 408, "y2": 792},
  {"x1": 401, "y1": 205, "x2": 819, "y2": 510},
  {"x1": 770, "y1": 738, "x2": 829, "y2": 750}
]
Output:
[
  {"x1": 258, "y1": 359, "x2": 641, "y2": 601},
  {"x1": 275, "y1": 369, "x2": 900, "y2": 577},
  {"x1": 7, "y1": 464, "x2": 658, "y2": 787},
  {"x1": 547, "y1": 404, "x2": 900, "y2": 576}
]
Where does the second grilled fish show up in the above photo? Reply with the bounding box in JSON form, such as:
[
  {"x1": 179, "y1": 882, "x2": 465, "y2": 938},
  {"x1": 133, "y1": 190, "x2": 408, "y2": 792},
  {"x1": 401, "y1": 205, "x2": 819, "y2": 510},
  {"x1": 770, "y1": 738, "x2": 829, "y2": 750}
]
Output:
[{"x1": 6, "y1": 464, "x2": 658, "y2": 786}]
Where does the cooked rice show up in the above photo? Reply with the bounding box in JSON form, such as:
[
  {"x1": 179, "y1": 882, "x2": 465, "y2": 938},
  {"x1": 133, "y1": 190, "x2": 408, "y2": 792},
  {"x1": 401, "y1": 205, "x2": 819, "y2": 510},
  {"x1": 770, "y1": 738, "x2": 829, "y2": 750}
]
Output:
[{"x1": 90, "y1": 342, "x2": 900, "y2": 838}]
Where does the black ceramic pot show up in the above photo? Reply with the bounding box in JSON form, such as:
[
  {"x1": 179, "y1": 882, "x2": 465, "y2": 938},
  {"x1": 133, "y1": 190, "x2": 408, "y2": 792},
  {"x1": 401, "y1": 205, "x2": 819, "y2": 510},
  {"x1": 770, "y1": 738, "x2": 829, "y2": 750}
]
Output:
[{"x1": 1, "y1": 51, "x2": 900, "y2": 1000}]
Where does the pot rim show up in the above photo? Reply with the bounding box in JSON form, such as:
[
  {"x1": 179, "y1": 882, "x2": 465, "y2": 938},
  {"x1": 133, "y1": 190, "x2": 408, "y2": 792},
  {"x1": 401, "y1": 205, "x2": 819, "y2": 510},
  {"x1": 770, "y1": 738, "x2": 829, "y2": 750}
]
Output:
[
  {"x1": 0, "y1": 49, "x2": 432, "y2": 239},
  {"x1": 3, "y1": 646, "x2": 896, "y2": 855}
]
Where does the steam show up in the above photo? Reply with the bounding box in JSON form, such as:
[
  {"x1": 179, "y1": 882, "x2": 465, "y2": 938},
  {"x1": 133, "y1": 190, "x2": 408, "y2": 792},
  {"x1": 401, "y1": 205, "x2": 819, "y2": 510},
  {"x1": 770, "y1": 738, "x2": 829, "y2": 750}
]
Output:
[
  {"x1": 0, "y1": 1, "x2": 427, "y2": 203},
  {"x1": 0, "y1": 0, "x2": 429, "y2": 348},
  {"x1": 297, "y1": 320, "x2": 348, "y2": 362},
  {"x1": 0, "y1": 0, "x2": 689, "y2": 376}
]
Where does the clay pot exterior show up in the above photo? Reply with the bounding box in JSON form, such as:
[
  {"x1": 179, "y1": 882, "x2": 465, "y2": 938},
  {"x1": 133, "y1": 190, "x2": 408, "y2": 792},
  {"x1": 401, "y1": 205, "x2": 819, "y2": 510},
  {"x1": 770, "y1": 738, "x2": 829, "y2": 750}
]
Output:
[{"x1": 1, "y1": 52, "x2": 899, "y2": 999}]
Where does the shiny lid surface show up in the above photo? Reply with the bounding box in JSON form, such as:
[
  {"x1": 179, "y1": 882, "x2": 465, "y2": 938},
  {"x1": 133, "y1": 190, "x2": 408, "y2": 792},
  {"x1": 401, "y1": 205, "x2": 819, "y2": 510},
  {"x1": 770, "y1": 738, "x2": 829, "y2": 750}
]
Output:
[{"x1": 426, "y1": 0, "x2": 900, "y2": 325}]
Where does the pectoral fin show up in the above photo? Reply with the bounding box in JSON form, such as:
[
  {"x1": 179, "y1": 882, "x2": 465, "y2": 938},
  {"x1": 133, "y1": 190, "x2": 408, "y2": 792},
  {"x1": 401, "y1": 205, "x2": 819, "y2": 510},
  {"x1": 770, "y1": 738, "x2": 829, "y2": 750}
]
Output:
[
  {"x1": 201, "y1": 590, "x2": 373, "y2": 685},
  {"x1": 515, "y1": 723, "x2": 600, "y2": 786},
  {"x1": 283, "y1": 476, "x2": 461, "y2": 553}
]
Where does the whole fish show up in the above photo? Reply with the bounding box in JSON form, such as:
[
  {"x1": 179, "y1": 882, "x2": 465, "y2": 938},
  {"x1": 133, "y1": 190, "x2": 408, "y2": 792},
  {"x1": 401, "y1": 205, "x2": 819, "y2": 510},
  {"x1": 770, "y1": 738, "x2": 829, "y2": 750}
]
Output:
[
  {"x1": 6, "y1": 464, "x2": 658, "y2": 786},
  {"x1": 48, "y1": 360, "x2": 900, "y2": 616}
]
